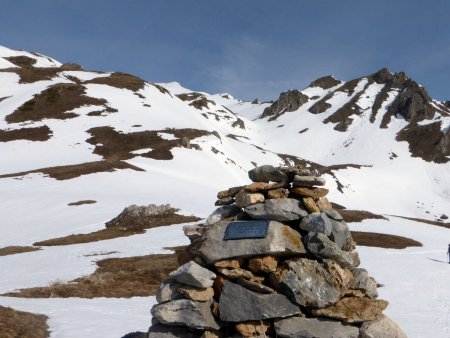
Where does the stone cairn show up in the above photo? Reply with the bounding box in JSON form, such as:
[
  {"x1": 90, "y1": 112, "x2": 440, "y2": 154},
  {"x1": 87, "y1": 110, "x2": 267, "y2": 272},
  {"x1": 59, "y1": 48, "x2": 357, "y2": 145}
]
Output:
[{"x1": 147, "y1": 165, "x2": 407, "y2": 338}]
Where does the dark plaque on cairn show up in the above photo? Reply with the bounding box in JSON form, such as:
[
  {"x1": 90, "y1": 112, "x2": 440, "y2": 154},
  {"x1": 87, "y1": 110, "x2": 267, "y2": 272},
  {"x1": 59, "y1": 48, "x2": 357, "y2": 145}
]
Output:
[{"x1": 223, "y1": 220, "x2": 269, "y2": 240}]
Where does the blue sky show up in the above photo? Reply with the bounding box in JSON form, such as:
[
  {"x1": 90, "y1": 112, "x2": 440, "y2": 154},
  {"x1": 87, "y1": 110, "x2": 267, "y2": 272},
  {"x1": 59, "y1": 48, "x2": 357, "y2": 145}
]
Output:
[{"x1": 1, "y1": 0, "x2": 449, "y2": 101}]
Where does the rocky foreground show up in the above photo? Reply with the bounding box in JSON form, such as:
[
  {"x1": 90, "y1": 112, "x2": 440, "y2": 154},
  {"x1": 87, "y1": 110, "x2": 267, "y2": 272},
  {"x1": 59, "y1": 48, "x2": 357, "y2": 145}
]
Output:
[{"x1": 146, "y1": 165, "x2": 408, "y2": 337}]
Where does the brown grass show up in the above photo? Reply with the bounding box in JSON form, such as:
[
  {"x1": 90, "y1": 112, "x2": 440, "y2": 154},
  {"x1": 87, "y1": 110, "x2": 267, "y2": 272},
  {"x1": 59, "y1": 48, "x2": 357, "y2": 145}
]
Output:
[
  {"x1": 0, "y1": 66, "x2": 60, "y2": 84},
  {"x1": 339, "y1": 209, "x2": 387, "y2": 223},
  {"x1": 5, "y1": 83, "x2": 109, "y2": 123},
  {"x1": 33, "y1": 213, "x2": 200, "y2": 246},
  {"x1": 0, "y1": 246, "x2": 41, "y2": 257},
  {"x1": 0, "y1": 306, "x2": 49, "y2": 338},
  {"x1": 3, "y1": 247, "x2": 187, "y2": 298},
  {"x1": 67, "y1": 200, "x2": 97, "y2": 206},
  {"x1": 86, "y1": 72, "x2": 146, "y2": 92},
  {"x1": 0, "y1": 126, "x2": 52, "y2": 142},
  {"x1": 87, "y1": 126, "x2": 212, "y2": 161},
  {"x1": 0, "y1": 160, "x2": 144, "y2": 181},
  {"x1": 351, "y1": 231, "x2": 422, "y2": 249}
]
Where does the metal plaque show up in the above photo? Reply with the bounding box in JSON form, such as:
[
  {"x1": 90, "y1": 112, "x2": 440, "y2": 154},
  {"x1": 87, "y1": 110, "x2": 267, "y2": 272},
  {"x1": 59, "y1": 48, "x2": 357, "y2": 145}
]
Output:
[{"x1": 223, "y1": 220, "x2": 269, "y2": 240}]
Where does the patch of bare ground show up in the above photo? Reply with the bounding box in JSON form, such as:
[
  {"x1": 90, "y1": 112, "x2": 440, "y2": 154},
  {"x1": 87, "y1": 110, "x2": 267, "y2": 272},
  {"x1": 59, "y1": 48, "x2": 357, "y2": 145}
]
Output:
[
  {"x1": 0, "y1": 125, "x2": 52, "y2": 142},
  {"x1": 87, "y1": 126, "x2": 213, "y2": 161},
  {"x1": 0, "y1": 66, "x2": 61, "y2": 84},
  {"x1": 3, "y1": 247, "x2": 188, "y2": 298},
  {"x1": 67, "y1": 200, "x2": 97, "y2": 206},
  {"x1": 0, "y1": 305, "x2": 49, "y2": 338},
  {"x1": 33, "y1": 213, "x2": 200, "y2": 246},
  {"x1": 86, "y1": 72, "x2": 146, "y2": 92},
  {"x1": 0, "y1": 246, "x2": 41, "y2": 257},
  {"x1": 351, "y1": 231, "x2": 422, "y2": 249},
  {"x1": 4, "y1": 56, "x2": 37, "y2": 67},
  {"x1": 337, "y1": 209, "x2": 387, "y2": 223},
  {"x1": 0, "y1": 160, "x2": 144, "y2": 181},
  {"x1": 5, "y1": 83, "x2": 110, "y2": 123},
  {"x1": 389, "y1": 215, "x2": 450, "y2": 229}
]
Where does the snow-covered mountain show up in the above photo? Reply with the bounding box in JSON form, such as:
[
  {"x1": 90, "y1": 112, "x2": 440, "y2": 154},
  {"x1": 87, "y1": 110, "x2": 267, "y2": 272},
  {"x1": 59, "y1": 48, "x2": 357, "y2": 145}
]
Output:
[{"x1": 0, "y1": 45, "x2": 449, "y2": 337}]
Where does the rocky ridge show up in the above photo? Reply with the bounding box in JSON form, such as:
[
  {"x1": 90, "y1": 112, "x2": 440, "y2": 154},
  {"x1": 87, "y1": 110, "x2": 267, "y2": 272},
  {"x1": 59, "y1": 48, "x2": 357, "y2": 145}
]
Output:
[{"x1": 146, "y1": 165, "x2": 407, "y2": 338}]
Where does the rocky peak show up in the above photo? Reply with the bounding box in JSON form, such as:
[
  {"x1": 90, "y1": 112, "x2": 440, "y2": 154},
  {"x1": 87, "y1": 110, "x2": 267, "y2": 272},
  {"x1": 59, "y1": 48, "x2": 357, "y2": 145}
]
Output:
[
  {"x1": 261, "y1": 90, "x2": 309, "y2": 121},
  {"x1": 309, "y1": 75, "x2": 341, "y2": 89}
]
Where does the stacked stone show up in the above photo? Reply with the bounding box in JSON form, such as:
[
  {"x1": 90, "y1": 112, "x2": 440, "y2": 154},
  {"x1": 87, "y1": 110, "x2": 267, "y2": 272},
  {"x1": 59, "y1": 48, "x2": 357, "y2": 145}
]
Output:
[{"x1": 148, "y1": 165, "x2": 407, "y2": 338}]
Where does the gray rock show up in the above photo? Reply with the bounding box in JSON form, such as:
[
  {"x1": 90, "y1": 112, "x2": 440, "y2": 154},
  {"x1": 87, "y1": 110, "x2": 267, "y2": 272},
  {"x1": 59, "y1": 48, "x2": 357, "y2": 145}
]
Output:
[
  {"x1": 148, "y1": 323, "x2": 201, "y2": 337},
  {"x1": 169, "y1": 261, "x2": 216, "y2": 288},
  {"x1": 198, "y1": 221, "x2": 306, "y2": 264},
  {"x1": 271, "y1": 258, "x2": 342, "y2": 308},
  {"x1": 274, "y1": 317, "x2": 359, "y2": 338},
  {"x1": 156, "y1": 279, "x2": 183, "y2": 303},
  {"x1": 360, "y1": 315, "x2": 408, "y2": 338},
  {"x1": 330, "y1": 219, "x2": 352, "y2": 249},
  {"x1": 237, "y1": 278, "x2": 276, "y2": 294},
  {"x1": 183, "y1": 224, "x2": 206, "y2": 242},
  {"x1": 304, "y1": 232, "x2": 355, "y2": 268},
  {"x1": 245, "y1": 198, "x2": 308, "y2": 222},
  {"x1": 350, "y1": 268, "x2": 378, "y2": 299},
  {"x1": 204, "y1": 205, "x2": 241, "y2": 226},
  {"x1": 248, "y1": 165, "x2": 287, "y2": 183},
  {"x1": 151, "y1": 299, "x2": 220, "y2": 331},
  {"x1": 219, "y1": 280, "x2": 300, "y2": 322},
  {"x1": 323, "y1": 208, "x2": 344, "y2": 221},
  {"x1": 299, "y1": 212, "x2": 332, "y2": 236},
  {"x1": 293, "y1": 175, "x2": 326, "y2": 187}
]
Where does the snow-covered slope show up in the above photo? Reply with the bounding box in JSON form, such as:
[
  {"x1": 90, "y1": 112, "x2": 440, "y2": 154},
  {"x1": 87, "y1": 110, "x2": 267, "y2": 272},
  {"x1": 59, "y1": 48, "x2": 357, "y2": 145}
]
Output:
[{"x1": 0, "y1": 45, "x2": 449, "y2": 337}]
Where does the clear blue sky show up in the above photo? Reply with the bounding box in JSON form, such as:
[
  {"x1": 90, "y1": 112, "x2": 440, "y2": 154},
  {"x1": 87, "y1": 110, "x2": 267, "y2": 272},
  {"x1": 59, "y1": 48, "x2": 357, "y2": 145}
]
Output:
[{"x1": 1, "y1": 0, "x2": 449, "y2": 101}]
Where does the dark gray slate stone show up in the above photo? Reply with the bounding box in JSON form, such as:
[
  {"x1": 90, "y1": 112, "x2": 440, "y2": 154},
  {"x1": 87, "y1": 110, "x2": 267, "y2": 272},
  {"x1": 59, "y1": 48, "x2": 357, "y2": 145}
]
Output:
[
  {"x1": 205, "y1": 205, "x2": 241, "y2": 226},
  {"x1": 215, "y1": 197, "x2": 235, "y2": 206},
  {"x1": 198, "y1": 221, "x2": 306, "y2": 264},
  {"x1": 350, "y1": 268, "x2": 378, "y2": 299},
  {"x1": 299, "y1": 212, "x2": 332, "y2": 236},
  {"x1": 330, "y1": 219, "x2": 352, "y2": 250},
  {"x1": 169, "y1": 261, "x2": 216, "y2": 288},
  {"x1": 271, "y1": 258, "x2": 342, "y2": 308},
  {"x1": 293, "y1": 175, "x2": 326, "y2": 187},
  {"x1": 248, "y1": 165, "x2": 287, "y2": 183},
  {"x1": 245, "y1": 198, "x2": 308, "y2": 222},
  {"x1": 237, "y1": 278, "x2": 276, "y2": 294},
  {"x1": 147, "y1": 323, "x2": 201, "y2": 338},
  {"x1": 274, "y1": 317, "x2": 359, "y2": 338},
  {"x1": 151, "y1": 299, "x2": 220, "y2": 330},
  {"x1": 219, "y1": 280, "x2": 300, "y2": 322},
  {"x1": 304, "y1": 232, "x2": 355, "y2": 268}
]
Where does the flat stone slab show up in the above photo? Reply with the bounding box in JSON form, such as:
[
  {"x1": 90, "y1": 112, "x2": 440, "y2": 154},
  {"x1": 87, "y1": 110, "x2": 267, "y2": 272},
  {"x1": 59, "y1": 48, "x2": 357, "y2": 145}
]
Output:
[
  {"x1": 299, "y1": 212, "x2": 332, "y2": 236},
  {"x1": 148, "y1": 324, "x2": 200, "y2": 338},
  {"x1": 360, "y1": 315, "x2": 408, "y2": 338},
  {"x1": 198, "y1": 221, "x2": 306, "y2": 264},
  {"x1": 274, "y1": 317, "x2": 359, "y2": 338},
  {"x1": 245, "y1": 198, "x2": 308, "y2": 221},
  {"x1": 169, "y1": 261, "x2": 216, "y2": 288},
  {"x1": 219, "y1": 280, "x2": 300, "y2": 322},
  {"x1": 205, "y1": 205, "x2": 241, "y2": 226},
  {"x1": 305, "y1": 232, "x2": 355, "y2": 268},
  {"x1": 248, "y1": 165, "x2": 287, "y2": 183},
  {"x1": 293, "y1": 175, "x2": 326, "y2": 187},
  {"x1": 151, "y1": 299, "x2": 220, "y2": 330}
]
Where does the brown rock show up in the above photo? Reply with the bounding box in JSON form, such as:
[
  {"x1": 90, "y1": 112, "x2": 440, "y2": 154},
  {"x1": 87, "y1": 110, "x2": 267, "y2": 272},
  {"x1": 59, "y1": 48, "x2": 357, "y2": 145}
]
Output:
[
  {"x1": 235, "y1": 321, "x2": 270, "y2": 337},
  {"x1": 217, "y1": 267, "x2": 255, "y2": 280},
  {"x1": 312, "y1": 297, "x2": 389, "y2": 323},
  {"x1": 248, "y1": 256, "x2": 278, "y2": 273},
  {"x1": 267, "y1": 188, "x2": 289, "y2": 199},
  {"x1": 344, "y1": 289, "x2": 367, "y2": 298},
  {"x1": 351, "y1": 251, "x2": 361, "y2": 266},
  {"x1": 201, "y1": 331, "x2": 220, "y2": 338},
  {"x1": 316, "y1": 197, "x2": 333, "y2": 210},
  {"x1": 211, "y1": 301, "x2": 220, "y2": 318},
  {"x1": 214, "y1": 259, "x2": 241, "y2": 269},
  {"x1": 303, "y1": 197, "x2": 320, "y2": 213},
  {"x1": 244, "y1": 181, "x2": 287, "y2": 193},
  {"x1": 235, "y1": 191, "x2": 265, "y2": 208},
  {"x1": 323, "y1": 259, "x2": 354, "y2": 291},
  {"x1": 217, "y1": 185, "x2": 245, "y2": 199},
  {"x1": 213, "y1": 275, "x2": 225, "y2": 296},
  {"x1": 291, "y1": 187, "x2": 329, "y2": 198},
  {"x1": 178, "y1": 286, "x2": 214, "y2": 302}
]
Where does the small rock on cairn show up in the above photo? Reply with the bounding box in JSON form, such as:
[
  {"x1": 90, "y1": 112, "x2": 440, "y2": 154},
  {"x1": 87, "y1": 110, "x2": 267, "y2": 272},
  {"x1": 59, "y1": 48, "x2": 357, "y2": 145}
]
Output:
[{"x1": 148, "y1": 165, "x2": 407, "y2": 338}]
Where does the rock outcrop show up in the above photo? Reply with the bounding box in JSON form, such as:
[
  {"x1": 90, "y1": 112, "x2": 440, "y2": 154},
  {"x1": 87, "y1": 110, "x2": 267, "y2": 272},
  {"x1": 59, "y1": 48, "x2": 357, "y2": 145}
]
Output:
[{"x1": 146, "y1": 164, "x2": 407, "y2": 337}]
